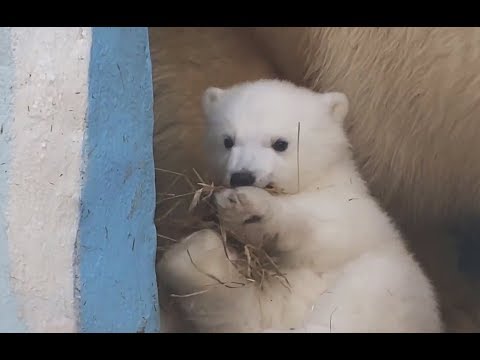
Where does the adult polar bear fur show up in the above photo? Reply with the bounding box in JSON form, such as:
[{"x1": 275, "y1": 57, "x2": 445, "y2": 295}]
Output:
[
  {"x1": 150, "y1": 28, "x2": 480, "y2": 332},
  {"x1": 157, "y1": 80, "x2": 443, "y2": 333},
  {"x1": 250, "y1": 27, "x2": 480, "y2": 228}
]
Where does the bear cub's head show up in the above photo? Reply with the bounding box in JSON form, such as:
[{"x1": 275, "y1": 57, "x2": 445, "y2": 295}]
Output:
[{"x1": 202, "y1": 79, "x2": 351, "y2": 193}]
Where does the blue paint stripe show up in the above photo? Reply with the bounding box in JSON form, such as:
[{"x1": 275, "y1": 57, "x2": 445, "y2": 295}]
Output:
[
  {"x1": 0, "y1": 28, "x2": 27, "y2": 332},
  {"x1": 76, "y1": 27, "x2": 160, "y2": 332}
]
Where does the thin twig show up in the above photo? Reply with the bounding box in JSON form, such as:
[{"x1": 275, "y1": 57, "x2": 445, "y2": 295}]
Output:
[
  {"x1": 155, "y1": 167, "x2": 196, "y2": 191},
  {"x1": 156, "y1": 199, "x2": 184, "y2": 222},
  {"x1": 186, "y1": 249, "x2": 246, "y2": 289},
  {"x1": 244, "y1": 246, "x2": 253, "y2": 279},
  {"x1": 157, "y1": 191, "x2": 197, "y2": 204},
  {"x1": 192, "y1": 167, "x2": 206, "y2": 184},
  {"x1": 170, "y1": 289, "x2": 210, "y2": 298},
  {"x1": 157, "y1": 234, "x2": 178, "y2": 243},
  {"x1": 297, "y1": 121, "x2": 301, "y2": 194}
]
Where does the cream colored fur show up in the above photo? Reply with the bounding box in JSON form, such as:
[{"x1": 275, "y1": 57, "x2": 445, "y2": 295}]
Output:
[
  {"x1": 157, "y1": 80, "x2": 443, "y2": 333},
  {"x1": 252, "y1": 27, "x2": 480, "y2": 228},
  {"x1": 150, "y1": 27, "x2": 480, "y2": 332}
]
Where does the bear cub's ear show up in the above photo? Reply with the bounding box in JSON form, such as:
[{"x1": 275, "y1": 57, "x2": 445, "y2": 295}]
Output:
[
  {"x1": 320, "y1": 92, "x2": 349, "y2": 122},
  {"x1": 202, "y1": 87, "x2": 224, "y2": 116}
]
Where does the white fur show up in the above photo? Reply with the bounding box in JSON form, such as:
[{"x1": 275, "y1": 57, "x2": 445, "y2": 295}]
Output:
[{"x1": 158, "y1": 79, "x2": 443, "y2": 333}]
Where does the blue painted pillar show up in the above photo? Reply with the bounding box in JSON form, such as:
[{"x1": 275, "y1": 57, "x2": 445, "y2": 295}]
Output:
[
  {"x1": 0, "y1": 27, "x2": 160, "y2": 332},
  {"x1": 77, "y1": 27, "x2": 160, "y2": 333}
]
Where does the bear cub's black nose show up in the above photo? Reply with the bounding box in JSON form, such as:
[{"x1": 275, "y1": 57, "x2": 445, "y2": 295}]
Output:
[{"x1": 230, "y1": 172, "x2": 256, "y2": 187}]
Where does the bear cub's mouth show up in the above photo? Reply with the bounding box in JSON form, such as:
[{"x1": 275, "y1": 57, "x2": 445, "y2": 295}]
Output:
[{"x1": 265, "y1": 183, "x2": 275, "y2": 190}]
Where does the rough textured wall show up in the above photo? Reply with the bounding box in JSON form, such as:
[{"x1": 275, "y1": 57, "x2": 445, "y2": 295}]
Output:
[{"x1": 0, "y1": 27, "x2": 159, "y2": 333}]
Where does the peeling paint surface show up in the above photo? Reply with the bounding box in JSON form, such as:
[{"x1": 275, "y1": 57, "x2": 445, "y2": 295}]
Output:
[{"x1": 76, "y1": 28, "x2": 160, "y2": 332}]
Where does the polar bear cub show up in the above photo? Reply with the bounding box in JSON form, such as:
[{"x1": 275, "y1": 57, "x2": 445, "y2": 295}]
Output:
[{"x1": 157, "y1": 79, "x2": 443, "y2": 333}]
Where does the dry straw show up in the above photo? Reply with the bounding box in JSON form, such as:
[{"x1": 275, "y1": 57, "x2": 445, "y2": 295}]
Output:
[
  {"x1": 154, "y1": 167, "x2": 291, "y2": 295},
  {"x1": 155, "y1": 121, "x2": 301, "y2": 297}
]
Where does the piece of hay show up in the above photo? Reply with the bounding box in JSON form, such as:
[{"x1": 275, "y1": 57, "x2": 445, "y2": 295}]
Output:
[{"x1": 154, "y1": 167, "x2": 291, "y2": 294}]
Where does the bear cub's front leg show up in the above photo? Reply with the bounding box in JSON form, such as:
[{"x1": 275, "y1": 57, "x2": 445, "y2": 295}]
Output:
[
  {"x1": 157, "y1": 228, "x2": 265, "y2": 332},
  {"x1": 215, "y1": 186, "x2": 284, "y2": 248}
]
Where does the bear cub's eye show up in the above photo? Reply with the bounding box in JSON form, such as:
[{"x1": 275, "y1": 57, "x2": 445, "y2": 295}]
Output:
[
  {"x1": 224, "y1": 136, "x2": 234, "y2": 149},
  {"x1": 272, "y1": 139, "x2": 289, "y2": 152}
]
